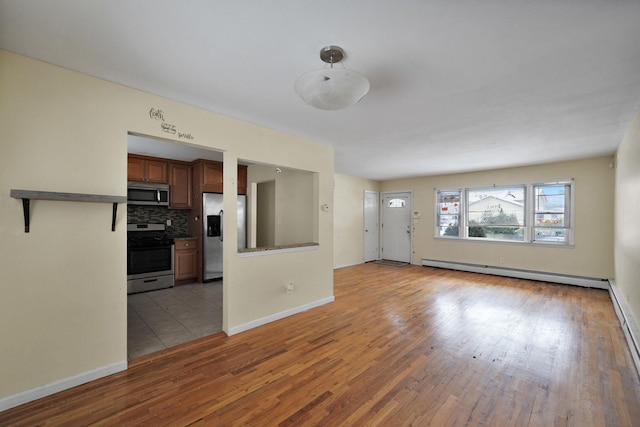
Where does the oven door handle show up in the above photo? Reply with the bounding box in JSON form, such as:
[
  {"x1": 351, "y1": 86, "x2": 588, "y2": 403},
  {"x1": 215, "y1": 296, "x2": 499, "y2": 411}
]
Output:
[{"x1": 219, "y1": 210, "x2": 223, "y2": 242}]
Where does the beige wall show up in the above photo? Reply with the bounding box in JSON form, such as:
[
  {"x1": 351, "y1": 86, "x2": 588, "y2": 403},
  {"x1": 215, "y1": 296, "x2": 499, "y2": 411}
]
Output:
[
  {"x1": 333, "y1": 174, "x2": 381, "y2": 267},
  {"x1": 276, "y1": 168, "x2": 316, "y2": 245},
  {"x1": 615, "y1": 112, "x2": 640, "y2": 323},
  {"x1": 247, "y1": 164, "x2": 317, "y2": 247},
  {"x1": 380, "y1": 157, "x2": 615, "y2": 278},
  {"x1": 0, "y1": 50, "x2": 334, "y2": 401}
]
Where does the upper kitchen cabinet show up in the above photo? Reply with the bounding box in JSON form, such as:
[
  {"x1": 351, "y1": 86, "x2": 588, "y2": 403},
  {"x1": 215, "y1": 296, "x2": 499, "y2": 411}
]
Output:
[
  {"x1": 169, "y1": 161, "x2": 192, "y2": 209},
  {"x1": 192, "y1": 160, "x2": 248, "y2": 194},
  {"x1": 193, "y1": 159, "x2": 223, "y2": 193},
  {"x1": 128, "y1": 154, "x2": 168, "y2": 184},
  {"x1": 238, "y1": 165, "x2": 248, "y2": 195}
]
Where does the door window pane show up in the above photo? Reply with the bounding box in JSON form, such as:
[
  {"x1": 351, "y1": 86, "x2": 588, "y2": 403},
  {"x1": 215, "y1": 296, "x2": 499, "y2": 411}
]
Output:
[{"x1": 388, "y1": 198, "x2": 406, "y2": 208}]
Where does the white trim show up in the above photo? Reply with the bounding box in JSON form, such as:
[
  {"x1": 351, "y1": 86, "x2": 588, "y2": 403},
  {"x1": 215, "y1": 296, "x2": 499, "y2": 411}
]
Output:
[
  {"x1": 238, "y1": 244, "x2": 318, "y2": 258},
  {"x1": 227, "y1": 296, "x2": 335, "y2": 336},
  {"x1": 0, "y1": 361, "x2": 127, "y2": 412},
  {"x1": 421, "y1": 258, "x2": 608, "y2": 289},
  {"x1": 363, "y1": 189, "x2": 380, "y2": 263},
  {"x1": 334, "y1": 261, "x2": 365, "y2": 269},
  {"x1": 609, "y1": 280, "x2": 640, "y2": 376}
]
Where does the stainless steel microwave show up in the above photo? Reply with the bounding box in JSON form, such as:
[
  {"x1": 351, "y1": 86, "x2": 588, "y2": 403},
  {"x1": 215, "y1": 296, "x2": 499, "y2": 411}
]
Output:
[{"x1": 127, "y1": 182, "x2": 170, "y2": 206}]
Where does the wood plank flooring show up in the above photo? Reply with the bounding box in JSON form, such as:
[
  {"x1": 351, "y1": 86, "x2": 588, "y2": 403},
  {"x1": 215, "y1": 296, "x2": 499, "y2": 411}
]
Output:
[{"x1": 2, "y1": 264, "x2": 640, "y2": 426}]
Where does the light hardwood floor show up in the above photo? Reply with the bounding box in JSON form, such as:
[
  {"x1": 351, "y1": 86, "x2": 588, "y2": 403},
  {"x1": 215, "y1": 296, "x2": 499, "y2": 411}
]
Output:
[{"x1": 2, "y1": 264, "x2": 639, "y2": 426}]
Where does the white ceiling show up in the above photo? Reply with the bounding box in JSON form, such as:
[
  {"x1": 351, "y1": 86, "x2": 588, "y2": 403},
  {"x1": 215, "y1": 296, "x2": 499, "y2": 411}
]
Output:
[{"x1": 1, "y1": 0, "x2": 639, "y2": 181}]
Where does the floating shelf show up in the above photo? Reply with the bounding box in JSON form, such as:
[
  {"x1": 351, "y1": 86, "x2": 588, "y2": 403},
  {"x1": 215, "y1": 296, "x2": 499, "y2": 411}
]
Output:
[{"x1": 10, "y1": 189, "x2": 127, "y2": 233}]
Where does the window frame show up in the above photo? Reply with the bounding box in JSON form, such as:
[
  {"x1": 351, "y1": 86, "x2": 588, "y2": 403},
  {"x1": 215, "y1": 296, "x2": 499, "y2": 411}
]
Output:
[
  {"x1": 434, "y1": 179, "x2": 574, "y2": 246},
  {"x1": 435, "y1": 189, "x2": 463, "y2": 239},
  {"x1": 530, "y1": 182, "x2": 574, "y2": 246}
]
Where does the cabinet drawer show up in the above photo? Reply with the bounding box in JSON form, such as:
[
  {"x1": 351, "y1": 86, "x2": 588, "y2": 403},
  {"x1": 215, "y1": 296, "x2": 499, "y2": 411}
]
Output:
[{"x1": 175, "y1": 239, "x2": 197, "y2": 251}]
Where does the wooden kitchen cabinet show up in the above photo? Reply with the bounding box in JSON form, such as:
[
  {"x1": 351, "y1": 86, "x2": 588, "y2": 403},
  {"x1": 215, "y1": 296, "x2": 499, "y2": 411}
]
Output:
[
  {"x1": 175, "y1": 239, "x2": 198, "y2": 283},
  {"x1": 202, "y1": 161, "x2": 224, "y2": 192},
  {"x1": 169, "y1": 161, "x2": 192, "y2": 209},
  {"x1": 128, "y1": 154, "x2": 168, "y2": 183},
  {"x1": 237, "y1": 165, "x2": 248, "y2": 195},
  {"x1": 192, "y1": 159, "x2": 248, "y2": 195}
]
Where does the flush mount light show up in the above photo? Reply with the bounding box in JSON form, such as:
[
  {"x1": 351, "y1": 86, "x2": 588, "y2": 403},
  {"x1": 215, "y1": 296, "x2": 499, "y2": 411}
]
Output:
[{"x1": 294, "y1": 45, "x2": 370, "y2": 110}]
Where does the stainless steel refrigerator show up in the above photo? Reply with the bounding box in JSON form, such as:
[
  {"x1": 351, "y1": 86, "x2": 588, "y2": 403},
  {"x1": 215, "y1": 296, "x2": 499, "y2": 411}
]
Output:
[{"x1": 203, "y1": 193, "x2": 247, "y2": 281}]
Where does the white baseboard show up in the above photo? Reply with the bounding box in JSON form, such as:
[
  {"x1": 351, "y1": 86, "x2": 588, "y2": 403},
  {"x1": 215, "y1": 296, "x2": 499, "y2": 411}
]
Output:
[
  {"x1": 421, "y1": 259, "x2": 609, "y2": 289},
  {"x1": 0, "y1": 360, "x2": 127, "y2": 412},
  {"x1": 609, "y1": 280, "x2": 640, "y2": 376},
  {"x1": 334, "y1": 261, "x2": 365, "y2": 269},
  {"x1": 227, "y1": 296, "x2": 335, "y2": 336}
]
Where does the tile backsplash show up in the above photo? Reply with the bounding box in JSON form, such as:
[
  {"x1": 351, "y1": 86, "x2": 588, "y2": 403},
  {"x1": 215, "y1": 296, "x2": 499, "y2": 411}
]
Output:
[{"x1": 127, "y1": 205, "x2": 190, "y2": 236}]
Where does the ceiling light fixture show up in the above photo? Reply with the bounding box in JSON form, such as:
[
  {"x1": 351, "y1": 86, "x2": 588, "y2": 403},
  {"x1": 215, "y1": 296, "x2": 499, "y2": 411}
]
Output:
[{"x1": 294, "y1": 45, "x2": 370, "y2": 110}]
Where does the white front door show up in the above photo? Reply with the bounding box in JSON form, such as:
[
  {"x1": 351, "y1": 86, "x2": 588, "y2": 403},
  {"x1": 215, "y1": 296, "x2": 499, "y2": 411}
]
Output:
[
  {"x1": 363, "y1": 190, "x2": 379, "y2": 262},
  {"x1": 381, "y1": 192, "x2": 412, "y2": 263}
]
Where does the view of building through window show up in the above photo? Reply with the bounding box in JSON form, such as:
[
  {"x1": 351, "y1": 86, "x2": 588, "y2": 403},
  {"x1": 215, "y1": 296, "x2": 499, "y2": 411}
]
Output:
[
  {"x1": 467, "y1": 187, "x2": 525, "y2": 241},
  {"x1": 436, "y1": 181, "x2": 572, "y2": 244}
]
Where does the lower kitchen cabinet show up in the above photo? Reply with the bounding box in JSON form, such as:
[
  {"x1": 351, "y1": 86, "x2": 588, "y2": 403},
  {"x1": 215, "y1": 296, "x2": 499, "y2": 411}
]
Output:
[{"x1": 175, "y1": 239, "x2": 198, "y2": 283}]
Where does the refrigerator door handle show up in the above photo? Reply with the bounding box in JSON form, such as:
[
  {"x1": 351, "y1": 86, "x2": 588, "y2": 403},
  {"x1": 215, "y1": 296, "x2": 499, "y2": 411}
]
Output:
[{"x1": 219, "y1": 209, "x2": 223, "y2": 241}]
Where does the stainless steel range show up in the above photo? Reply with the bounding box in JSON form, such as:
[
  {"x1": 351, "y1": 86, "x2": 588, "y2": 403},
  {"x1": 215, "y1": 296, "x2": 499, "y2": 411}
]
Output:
[{"x1": 127, "y1": 223, "x2": 174, "y2": 294}]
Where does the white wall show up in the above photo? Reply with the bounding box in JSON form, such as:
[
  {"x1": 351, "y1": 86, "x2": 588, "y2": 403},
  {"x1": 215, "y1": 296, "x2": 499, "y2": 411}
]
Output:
[
  {"x1": 0, "y1": 50, "x2": 334, "y2": 404},
  {"x1": 380, "y1": 157, "x2": 615, "y2": 278},
  {"x1": 615, "y1": 112, "x2": 640, "y2": 323},
  {"x1": 333, "y1": 174, "x2": 381, "y2": 268}
]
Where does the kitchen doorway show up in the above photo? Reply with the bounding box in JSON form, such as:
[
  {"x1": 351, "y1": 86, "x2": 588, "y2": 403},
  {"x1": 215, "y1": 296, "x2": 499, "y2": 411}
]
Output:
[{"x1": 127, "y1": 134, "x2": 226, "y2": 359}]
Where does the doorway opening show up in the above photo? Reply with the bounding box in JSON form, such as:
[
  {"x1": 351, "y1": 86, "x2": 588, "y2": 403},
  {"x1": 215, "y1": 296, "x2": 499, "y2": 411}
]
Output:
[{"x1": 126, "y1": 134, "x2": 227, "y2": 359}]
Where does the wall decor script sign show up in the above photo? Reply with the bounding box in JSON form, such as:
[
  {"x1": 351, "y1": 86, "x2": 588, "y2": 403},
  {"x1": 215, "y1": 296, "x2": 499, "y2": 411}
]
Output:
[{"x1": 148, "y1": 108, "x2": 195, "y2": 140}]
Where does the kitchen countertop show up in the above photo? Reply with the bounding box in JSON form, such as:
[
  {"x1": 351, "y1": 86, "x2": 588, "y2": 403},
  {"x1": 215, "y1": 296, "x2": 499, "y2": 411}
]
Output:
[
  {"x1": 171, "y1": 236, "x2": 199, "y2": 241},
  {"x1": 238, "y1": 242, "x2": 318, "y2": 253}
]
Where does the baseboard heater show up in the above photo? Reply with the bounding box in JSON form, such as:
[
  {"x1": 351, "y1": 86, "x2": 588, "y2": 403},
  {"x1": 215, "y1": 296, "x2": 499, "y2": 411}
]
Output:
[
  {"x1": 421, "y1": 258, "x2": 609, "y2": 289},
  {"x1": 609, "y1": 280, "x2": 640, "y2": 376}
]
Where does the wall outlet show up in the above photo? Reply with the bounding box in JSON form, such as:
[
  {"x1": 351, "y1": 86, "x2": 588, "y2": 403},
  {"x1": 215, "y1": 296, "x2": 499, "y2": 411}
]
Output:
[
  {"x1": 286, "y1": 282, "x2": 294, "y2": 293},
  {"x1": 166, "y1": 219, "x2": 172, "y2": 226},
  {"x1": 499, "y1": 257, "x2": 505, "y2": 264}
]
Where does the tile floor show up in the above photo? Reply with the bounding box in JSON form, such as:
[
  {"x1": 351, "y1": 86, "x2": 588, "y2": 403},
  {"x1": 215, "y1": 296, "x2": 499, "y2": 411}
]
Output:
[{"x1": 127, "y1": 281, "x2": 223, "y2": 360}]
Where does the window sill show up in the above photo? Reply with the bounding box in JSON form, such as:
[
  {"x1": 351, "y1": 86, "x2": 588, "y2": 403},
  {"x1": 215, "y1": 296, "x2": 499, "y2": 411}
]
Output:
[{"x1": 433, "y1": 236, "x2": 574, "y2": 248}]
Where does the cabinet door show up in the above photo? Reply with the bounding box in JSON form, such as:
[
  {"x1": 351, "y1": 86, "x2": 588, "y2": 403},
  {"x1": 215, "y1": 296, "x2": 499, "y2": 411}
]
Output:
[
  {"x1": 146, "y1": 159, "x2": 168, "y2": 183},
  {"x1": 127, "y1": 156, "x2": 146, "y2": 182},
  {"x1": 127, "y1": 155, "x2": 168, "y2": 183},
  {"x1": 170, "y1": 163, "x2": 192, "y2": 209},
  {"x1": 237, "y1": 165, "x2": 248, "y2": 195},
  {"x1": 202, "y1": 161, "x2": 223, "y2": 192},
  {"x1": 203, "y1": 162, "x2": 223, "y2": 186},
  {"x1": 175, "y1": 240, "x2": 198, "y2": 281}
]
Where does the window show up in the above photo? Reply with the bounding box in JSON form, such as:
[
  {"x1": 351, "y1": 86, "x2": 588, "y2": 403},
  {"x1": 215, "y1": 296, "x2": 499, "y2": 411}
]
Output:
[
  {"x1": 388, "y1": 198, "x2": 406, "y2": 208},
  {"x1": 467, "y1": 187, "x2": 525, "y2": 241},
  {"x1": 533, "y1": 184, "x2": 571, "y2": 243},
  {"x1": 435, "y1": 180, "x2": 573, "y2": 245},
  {"x1": 436, "y1": 190, "x2": 461, "y2": 237}
]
